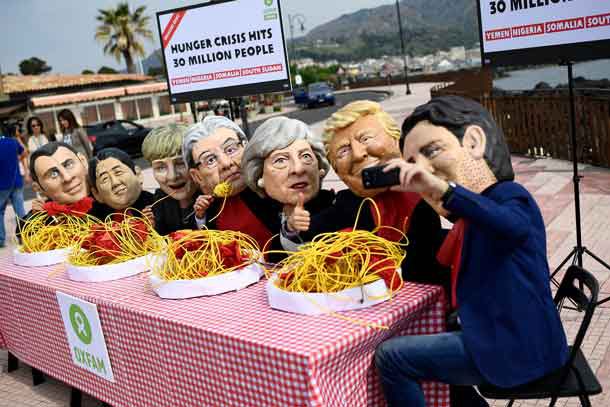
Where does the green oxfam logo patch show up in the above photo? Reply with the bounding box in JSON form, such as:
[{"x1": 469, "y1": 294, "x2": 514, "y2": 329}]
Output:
[
  {"x1": 69, "y1": 304, "x2": 92, "y2": 345},
  {"x1": 264, "y1": 0, "x2": 273, "y2": 6}
]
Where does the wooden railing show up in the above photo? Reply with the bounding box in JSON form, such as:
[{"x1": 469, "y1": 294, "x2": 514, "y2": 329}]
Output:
[
  {"x1": 430, "y1": 72, "x2": 610, "y2": 168},
  {"x1": 429, "y1": 67, "x2": 493, "y2": 100},
  {"x1": 483, "y1": 93, "x2": 610, "y2": 167}
]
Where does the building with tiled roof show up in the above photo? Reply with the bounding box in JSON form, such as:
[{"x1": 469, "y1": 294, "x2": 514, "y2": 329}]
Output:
[
  {"x1": 2, "y1": 74, "x2": 151, "y2": 95},
  {"x1": 0, "y1": 73, "x2": 192, "y2": 136}
]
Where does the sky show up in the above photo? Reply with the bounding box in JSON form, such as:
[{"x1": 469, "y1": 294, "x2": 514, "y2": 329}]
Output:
[{"x1": 0, "y1": 0, "x2": 395, "y2": 75}]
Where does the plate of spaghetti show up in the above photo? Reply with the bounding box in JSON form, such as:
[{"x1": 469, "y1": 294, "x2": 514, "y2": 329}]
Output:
[
  {"x1": 14, "y1": 212, "x2": 95, "y2": 267},
  {"x1": 66, "y1": 213, "x2": 164, "y2": 282},
  {"x1": 149, "y1": 229, "x2": 263, "y2": 299},
  {"x1": 266, "y1": 228, "x2": 405, "y2": 316}
]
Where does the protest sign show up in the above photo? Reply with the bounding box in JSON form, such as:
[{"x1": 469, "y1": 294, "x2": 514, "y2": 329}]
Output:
[
  {"x1": 157, "y1": 0, "x2": 291, "y2": 102},
  {"x1": 56, "y1": 292, "x2": 114, "y2": 382},
  {"x1": 477, "y1": 0, "x2": 610, "y2": 65}
]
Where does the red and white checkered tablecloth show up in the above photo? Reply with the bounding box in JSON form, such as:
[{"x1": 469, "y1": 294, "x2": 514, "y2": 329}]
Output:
[{"x1": 0, "y1": 255, "x2": 449, "y2": 407}]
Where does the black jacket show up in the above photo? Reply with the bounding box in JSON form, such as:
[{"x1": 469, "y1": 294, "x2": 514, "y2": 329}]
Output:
[{"x1": 151, "y1": 189, "x2": 198, "y2": 235}]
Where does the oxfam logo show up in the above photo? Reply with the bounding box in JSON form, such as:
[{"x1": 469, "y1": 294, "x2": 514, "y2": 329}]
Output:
[
  {"x1": 264, "y1": 0, "x2": 273, "y2": 6},
  {"x1": 69, "y1": 304, "x2": 92, "y2": 345}
]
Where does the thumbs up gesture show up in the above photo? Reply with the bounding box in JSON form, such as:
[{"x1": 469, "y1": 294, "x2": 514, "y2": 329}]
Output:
[{"x1": 285, "y1": 192, "x2": 310, "y2": 232}]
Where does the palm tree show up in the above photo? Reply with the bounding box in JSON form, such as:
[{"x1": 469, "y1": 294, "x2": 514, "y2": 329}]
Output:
[{"x1": 95, "y1": 2, "x2": 153, "y2": 74}]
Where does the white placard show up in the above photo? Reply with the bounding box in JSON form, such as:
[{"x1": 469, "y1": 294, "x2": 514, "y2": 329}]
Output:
[
  {"x1": 56, "y1": 292, "x2": 114, "y2": 382},
  {"x1": 478, "y1": 0, "x2": 610, "y2": 64},
  {"x1": 157, "y1": 0, "x2": 291, "y2": 102}
]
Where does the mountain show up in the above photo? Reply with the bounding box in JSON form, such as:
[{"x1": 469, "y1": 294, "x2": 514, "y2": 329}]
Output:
[
  {"x1": 142, "y1": 50, "x2": 164, "y2": 76},
  {"x1": 143, "y1": 0, "x2": 480, "y2": 69},
  {"x1": 293, "y1": 0, "x2": 479, "y2": 61}
]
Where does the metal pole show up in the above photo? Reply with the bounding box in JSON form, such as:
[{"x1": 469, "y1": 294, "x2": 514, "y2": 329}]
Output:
[
  {"x1": 240, "y1": 97, "x2": 250, "y2": 139},
  {"x1": 566, "y1": 61, "x2": 583, "y2": 267},
  {"x1": 395, "y1": 0, "x2": 411, "y2": 95},
  {"x1": 189, "y1": 102, "x2": 198, "y2": 123},
  {"x1": 287, "y1": 14, "x2": 305, "y2": 71},
  {"x1": 289, "y1": 15, "x2": 295, "y2": 65}
]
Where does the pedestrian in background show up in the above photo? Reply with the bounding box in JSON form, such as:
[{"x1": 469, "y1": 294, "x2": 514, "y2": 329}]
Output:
[
  {"x1": 57, "y1": 109, "x2": 93, "y2": 159},
  {"x1": 26, "y1": 116, "x2": 49, "y2": 152},
  {"x1": 0, "y1": 123, "x2": 27, "y2": 247}
]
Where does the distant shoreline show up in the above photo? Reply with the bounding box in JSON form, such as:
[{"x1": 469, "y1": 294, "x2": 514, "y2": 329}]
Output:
[{"x1": 494, "y1": 59, "x2": 610, "y2": 91}]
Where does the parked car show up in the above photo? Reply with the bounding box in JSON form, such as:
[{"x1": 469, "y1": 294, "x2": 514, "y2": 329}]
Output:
[
  {"x1": 306, "y1": 82, "x2": 335, "y2": 108},
  {"x1": 212, "y1": 99, "x2": 232, "y2": 117},
  {"x1": 292, "y1": 87, "x2": 309, "y2": 106},
  {"x1": 85, "y1": 120, "x2": 151, "y2": 157}
]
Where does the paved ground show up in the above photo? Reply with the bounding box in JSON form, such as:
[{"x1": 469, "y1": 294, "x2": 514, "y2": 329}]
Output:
[{"x1": 1, "y1": 83, "x2": 609, "y2": 406}]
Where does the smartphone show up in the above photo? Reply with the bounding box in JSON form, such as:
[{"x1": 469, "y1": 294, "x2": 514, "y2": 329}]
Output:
[{"x1": 361, "y1": 165, "x2": 400, "y2": 189}]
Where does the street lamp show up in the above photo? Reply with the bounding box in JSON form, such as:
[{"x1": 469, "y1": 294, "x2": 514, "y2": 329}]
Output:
[
  {"x1": 287, "y1": 13, "x2": 306, "y2": 66},
  {"x1": 395, "y1": 0, "x2": 412, "y2": 95}
]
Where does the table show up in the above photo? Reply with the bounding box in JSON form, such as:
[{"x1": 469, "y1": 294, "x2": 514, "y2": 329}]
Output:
[{"x1": 0, "y1": 256, "x2": 449, "y2": 406}]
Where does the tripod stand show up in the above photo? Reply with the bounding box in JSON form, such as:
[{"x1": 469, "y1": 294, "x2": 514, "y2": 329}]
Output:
[{"x1": 550, "y1": 61, "x2": 610, "y2": 306}]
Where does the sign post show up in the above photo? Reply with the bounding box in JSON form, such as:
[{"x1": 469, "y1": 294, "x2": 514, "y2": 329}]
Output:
[
  {"x1": 56, "y1": 292, "x2": 115, "y2": 382},
  {"x1": 476, "y1": 0, "x2": 610, "y2": 304},
  {"x1": 157, "y1": 0, "x2": 292, "y2": 104}
]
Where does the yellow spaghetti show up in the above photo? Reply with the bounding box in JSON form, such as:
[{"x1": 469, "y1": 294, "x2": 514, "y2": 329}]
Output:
[
  {"x1": 208, "y1": 181, "x2": 233, "y2": 224},
  {"x1": 265, "y1": 197, "x2": 408, "y2": 294},
  {"x1": 155, "y1": 229, "x2": 260, "y2": 281},
  {"x1": 269, "y1": 228, "x2": 406, "y2": 293},
  {"x1": 18, "y1": 212, "x2": 97, "y2": 253},
  {"x1": 213, "y1": 182, "x2": 232, "y2": 198},
  {"x1": 68, "y1": 210, "x2": 165, "y2": 266}
]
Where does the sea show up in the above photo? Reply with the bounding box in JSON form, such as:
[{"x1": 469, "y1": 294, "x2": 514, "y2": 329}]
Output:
[{"x1": 493, "y1": 59, "x2": 610, "y2": 91}]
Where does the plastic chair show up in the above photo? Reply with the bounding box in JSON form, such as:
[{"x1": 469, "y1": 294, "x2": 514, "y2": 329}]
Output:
[{"x1": 478, "y1": 265, "x2": 602, "y2": 406}]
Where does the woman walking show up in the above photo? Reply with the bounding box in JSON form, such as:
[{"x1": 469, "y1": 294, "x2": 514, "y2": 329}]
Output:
[
  {"x1": 26, "y1": 116, "x2": 49, "y2": 152},
  {"x1": 57, "y1": 109, "x2": 93, "y2": 159}
]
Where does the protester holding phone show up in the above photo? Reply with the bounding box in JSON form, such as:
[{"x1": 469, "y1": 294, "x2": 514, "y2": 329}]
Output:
[
  {"x1": 282, "y1": 100, "x2": 448, "y2": 284},
  {"x1": 374, "y1": 96, "x2": 568, "y2": 407}
]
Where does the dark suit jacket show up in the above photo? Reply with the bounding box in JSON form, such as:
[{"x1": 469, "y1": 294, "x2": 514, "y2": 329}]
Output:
[
  {"x1": 446, "y1": 181, "x2": 568, "y2": 387},
  {"x1": 151, "y1": 189, "x2": 198, "y2": 235}
]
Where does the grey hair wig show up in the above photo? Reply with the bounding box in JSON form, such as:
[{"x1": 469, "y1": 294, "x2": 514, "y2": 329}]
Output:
[
  {"x1": 182, "y1": 115, "x2": 247, "y2": 170},
  {"x1": 242, "y1": 116, "x2": 330, "y2": 197}
]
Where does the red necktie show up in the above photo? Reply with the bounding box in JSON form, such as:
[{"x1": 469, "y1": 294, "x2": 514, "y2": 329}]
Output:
[{"x1": 436, "y1": 219, "x2": 467, "y2": 309}]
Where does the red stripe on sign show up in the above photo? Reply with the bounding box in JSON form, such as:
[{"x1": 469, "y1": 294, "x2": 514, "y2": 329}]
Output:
[
  {"x1": 545, "y1": 17, "x2": 585, "y2": 34},
  {"x1": 162, "y1": 11, "x2": 186, "y2": 48},
  {"x1": 511, "y1": 23, "x2": 545, "y2": 38},
  {"x1": 485, "y1": 27, "x2": 511, "y2": 41},
  {"x1": 586, "y1": 13, "x2": 610, "y2": 29}
]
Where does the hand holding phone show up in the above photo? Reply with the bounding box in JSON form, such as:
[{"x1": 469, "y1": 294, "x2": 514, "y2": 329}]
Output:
[{"x1": 361, "y1": 165, "x2": 401, "y2": 189}]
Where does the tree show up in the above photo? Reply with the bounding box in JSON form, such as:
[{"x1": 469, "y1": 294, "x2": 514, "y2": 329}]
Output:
[
  {"x1": 98, "y1": 66, "x2": 118, "y2": 74},
  {"x1": 19, "y1": 57, "x2": 52, "y2": 75},
  {"x1": 82, "y1": 69, "x2": 95, "y2": 75},
  {"x1": 95, "y1": 2, "x2": 153, "y2": 74},
  {"x1": 147, "y1": 66, "x2": 165, "y2": 77}
]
